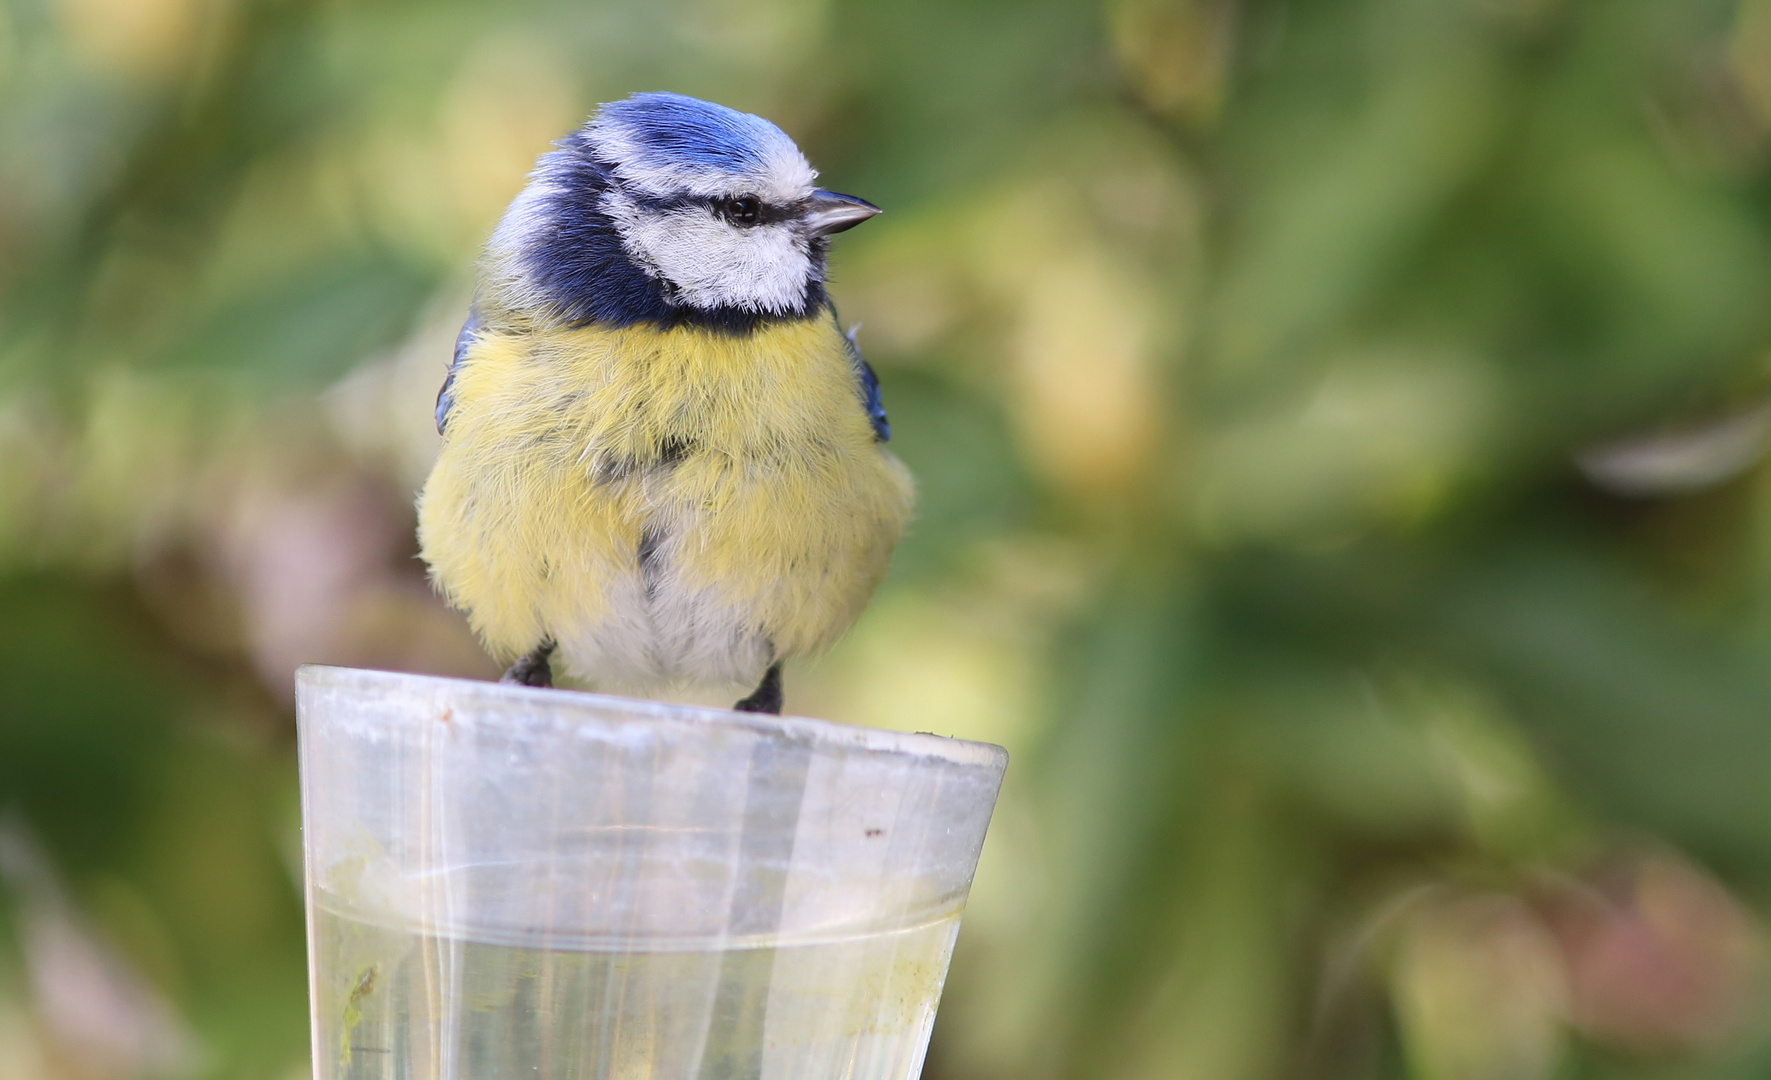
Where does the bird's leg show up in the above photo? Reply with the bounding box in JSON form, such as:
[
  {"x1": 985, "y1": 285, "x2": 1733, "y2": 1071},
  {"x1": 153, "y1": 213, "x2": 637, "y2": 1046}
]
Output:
[
  {"x1": 500, "y1": 638, "x2": 556, "y2": 688},
  {"x1": 733, "y1": 664, "x2": 783, "y2": 714}
]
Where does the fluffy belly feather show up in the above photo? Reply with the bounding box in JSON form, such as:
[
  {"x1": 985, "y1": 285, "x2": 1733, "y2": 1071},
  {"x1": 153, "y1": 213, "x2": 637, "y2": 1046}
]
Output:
[{"x1": 416, "y1": 317, "x2": 913, "y2": 692}]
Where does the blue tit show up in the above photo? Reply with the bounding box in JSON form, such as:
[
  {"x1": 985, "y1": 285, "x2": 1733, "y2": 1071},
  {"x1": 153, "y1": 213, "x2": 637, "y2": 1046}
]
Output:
[{"x1": 417, "y1": 92, "x2": 912, "y2": 714}]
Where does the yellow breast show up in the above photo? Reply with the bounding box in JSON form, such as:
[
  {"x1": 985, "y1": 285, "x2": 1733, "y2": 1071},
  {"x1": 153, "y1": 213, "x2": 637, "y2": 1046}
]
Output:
[{"x1": 416, "y1": 316, "x2": 913, "y2": 684}]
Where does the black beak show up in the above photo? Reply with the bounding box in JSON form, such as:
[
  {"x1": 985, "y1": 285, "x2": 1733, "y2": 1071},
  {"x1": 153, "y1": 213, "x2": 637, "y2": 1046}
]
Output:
[{"x1": 804, "y1": 189, "x2": 881, "y2": 236}]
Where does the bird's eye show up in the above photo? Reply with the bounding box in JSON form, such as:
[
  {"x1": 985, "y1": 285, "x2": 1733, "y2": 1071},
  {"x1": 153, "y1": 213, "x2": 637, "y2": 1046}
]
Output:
[{"x1": 718, "y1": 196, "x2": 763, "y2": 226}]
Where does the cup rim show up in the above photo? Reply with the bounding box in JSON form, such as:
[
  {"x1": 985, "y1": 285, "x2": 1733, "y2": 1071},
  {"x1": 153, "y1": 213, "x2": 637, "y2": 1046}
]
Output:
[{"x1": 296, "y1": 664, "x2": 1009, "y2": 770}]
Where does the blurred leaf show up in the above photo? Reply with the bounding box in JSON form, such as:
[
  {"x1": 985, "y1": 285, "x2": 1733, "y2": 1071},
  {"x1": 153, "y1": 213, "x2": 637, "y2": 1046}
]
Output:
[{"x1": 164, "y1": 255, "x2": 437, "y2": 383}]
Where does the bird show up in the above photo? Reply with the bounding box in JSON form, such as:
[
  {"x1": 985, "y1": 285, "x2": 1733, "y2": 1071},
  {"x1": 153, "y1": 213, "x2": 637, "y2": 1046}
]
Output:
[{"x1": 417, "y1": 92, "x2": 912, "y2": 714}]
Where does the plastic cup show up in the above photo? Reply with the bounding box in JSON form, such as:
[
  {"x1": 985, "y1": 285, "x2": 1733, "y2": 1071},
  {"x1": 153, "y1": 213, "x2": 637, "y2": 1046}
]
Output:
[{"x1": 294, "y1": 666, "x2": 1008, "y2": 1080}]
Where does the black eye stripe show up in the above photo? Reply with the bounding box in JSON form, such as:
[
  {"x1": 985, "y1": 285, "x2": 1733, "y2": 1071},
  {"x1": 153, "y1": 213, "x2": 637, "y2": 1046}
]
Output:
[
  {"x1": 712, "y1": 195, "x2": 798, "y2": 226},
  {"x1": 619, "y1": 191, "x2": 804, "y2": 226}
]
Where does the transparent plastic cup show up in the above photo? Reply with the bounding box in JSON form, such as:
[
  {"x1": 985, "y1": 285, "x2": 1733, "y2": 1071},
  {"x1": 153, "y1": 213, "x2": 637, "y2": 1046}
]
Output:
[{"x1": 295, "y1": 666, "x2": 1008, "y2": 1080}]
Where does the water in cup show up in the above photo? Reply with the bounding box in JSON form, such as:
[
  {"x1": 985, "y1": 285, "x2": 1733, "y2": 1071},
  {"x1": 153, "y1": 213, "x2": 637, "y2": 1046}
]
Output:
[{"x1": 310, "y1": 889, "x2": 962, "y2": 1080}]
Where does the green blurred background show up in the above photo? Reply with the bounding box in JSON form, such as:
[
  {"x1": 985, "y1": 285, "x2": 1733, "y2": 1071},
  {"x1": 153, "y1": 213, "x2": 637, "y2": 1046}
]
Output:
[{"x1": 6, "y1": 0, "x2": 1771, "y2": 1077}]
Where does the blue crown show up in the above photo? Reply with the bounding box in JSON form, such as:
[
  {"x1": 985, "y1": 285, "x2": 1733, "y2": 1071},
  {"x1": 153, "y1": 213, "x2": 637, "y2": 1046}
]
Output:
[{"x1": 591, "y1": 92, "x2": 792, "y2": 177}]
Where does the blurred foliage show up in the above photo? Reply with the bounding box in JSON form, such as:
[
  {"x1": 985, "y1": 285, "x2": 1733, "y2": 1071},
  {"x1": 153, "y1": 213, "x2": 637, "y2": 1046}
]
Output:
[{"x1": 5, "y1": 0, "x2": 1771, "y2": 1078}]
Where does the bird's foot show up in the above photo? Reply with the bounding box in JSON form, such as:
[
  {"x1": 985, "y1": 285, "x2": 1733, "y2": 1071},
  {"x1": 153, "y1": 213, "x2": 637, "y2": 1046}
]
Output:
[
  {"x1": 733, "y1": 664, "x2": 783, "y2": 714},
  {"x1": 500, "y1": 639, "x2": 556, "y2": 688}
]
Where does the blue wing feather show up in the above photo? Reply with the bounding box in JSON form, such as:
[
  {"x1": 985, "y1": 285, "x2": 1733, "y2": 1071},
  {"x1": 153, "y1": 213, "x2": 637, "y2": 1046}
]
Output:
[
  {"x1": 435, "y1": 311, "x2": 479, "y2": 435},
  {"x1": 842, "y1": 323, "x2": 890, "y2": 442}
]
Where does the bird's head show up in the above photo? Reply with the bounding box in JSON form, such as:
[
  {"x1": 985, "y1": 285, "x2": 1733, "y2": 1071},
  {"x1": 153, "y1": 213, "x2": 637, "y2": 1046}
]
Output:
[{"x1": 484, "y1": 93, "x2": 879, "y2": 330}]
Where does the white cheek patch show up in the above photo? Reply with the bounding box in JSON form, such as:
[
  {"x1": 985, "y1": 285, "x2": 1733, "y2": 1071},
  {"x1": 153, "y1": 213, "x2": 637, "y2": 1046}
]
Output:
[{"x1": 603, "y1": 192, "x2": 814, "y2": 315}]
